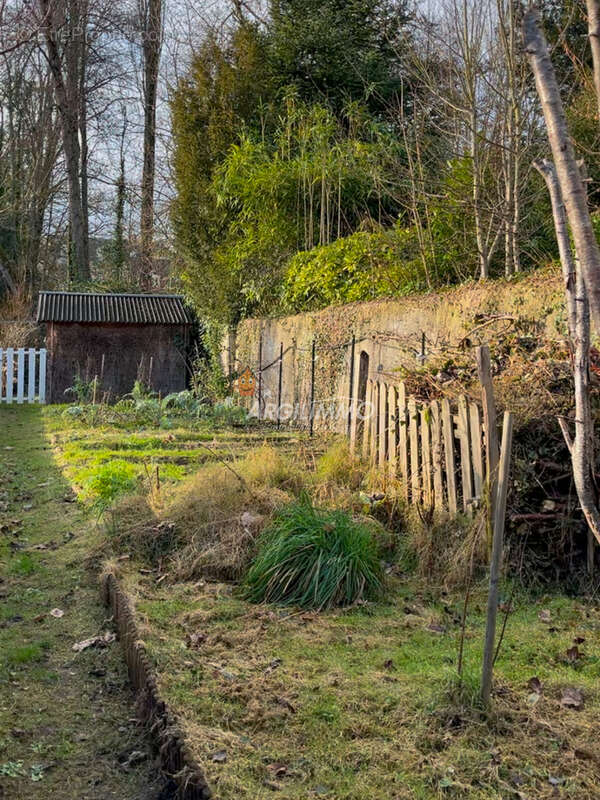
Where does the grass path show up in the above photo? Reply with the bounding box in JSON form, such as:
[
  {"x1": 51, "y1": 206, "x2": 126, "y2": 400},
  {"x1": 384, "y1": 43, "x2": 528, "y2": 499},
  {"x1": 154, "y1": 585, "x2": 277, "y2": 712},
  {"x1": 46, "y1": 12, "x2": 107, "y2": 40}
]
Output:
[{"x1": 0, "y1": 406, "x2": 165, "y2": 799}]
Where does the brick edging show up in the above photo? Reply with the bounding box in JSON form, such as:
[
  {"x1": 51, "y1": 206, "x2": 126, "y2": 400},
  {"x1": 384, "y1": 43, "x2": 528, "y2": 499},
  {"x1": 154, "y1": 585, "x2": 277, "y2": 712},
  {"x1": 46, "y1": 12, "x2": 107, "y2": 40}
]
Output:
[{"x1": 102, "y1": 572, "x2": 211, "y2": 799}]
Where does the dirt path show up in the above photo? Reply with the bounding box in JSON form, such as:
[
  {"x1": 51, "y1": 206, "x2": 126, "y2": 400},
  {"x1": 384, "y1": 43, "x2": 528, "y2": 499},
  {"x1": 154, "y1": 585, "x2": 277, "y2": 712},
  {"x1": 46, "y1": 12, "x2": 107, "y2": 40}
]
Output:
[{"x1": 0, "y1": 406, "x2": 167, "y2": 800}]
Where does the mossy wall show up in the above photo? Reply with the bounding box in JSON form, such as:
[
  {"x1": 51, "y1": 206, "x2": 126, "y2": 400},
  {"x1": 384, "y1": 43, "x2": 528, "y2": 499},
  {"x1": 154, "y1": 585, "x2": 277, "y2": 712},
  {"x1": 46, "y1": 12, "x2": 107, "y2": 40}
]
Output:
[{"x1": 228, "y1": 269, "x2": 566, "y2": 431}]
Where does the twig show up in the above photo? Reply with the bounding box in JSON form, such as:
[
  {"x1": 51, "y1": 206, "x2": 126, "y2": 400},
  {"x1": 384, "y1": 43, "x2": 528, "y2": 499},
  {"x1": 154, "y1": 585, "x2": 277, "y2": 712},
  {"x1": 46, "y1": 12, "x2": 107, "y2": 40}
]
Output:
[
  {"x1": 492, "y1": 583, "x2": 515, "y2": 666},
  {"x1": 195, "y1": 441, "x2": 249, "y2": 491}
]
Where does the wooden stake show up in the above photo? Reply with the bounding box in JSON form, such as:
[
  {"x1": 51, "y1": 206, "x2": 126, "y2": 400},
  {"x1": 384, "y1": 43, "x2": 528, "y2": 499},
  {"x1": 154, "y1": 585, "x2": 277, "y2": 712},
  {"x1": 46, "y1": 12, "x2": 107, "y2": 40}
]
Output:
[
  {"x1": 469, "y1": 401, "x2": 484, "y2": 502},
  {"x1": 362, "y1": 379, "x2": 373, "y2": 460},
  {"x1": 347, "y1": 334, "x2": 355, "y2": 437},
  {"x1": 387, "y1": 384, "x2": 397, "y2": 478},
  {"x1": 477, "y1": 345, "x2": 499, "y2": 542},
  {"x1": 257, "y1": 333, "x2": 263, "y2": 422},
  {"x1": 378, "y1": 382, "x2": 387, "y2": 468},
  {"x1": 408, "y1": 397, "x2": 420, "y2": 504},
  {"x1": 457, "y1": 395, "x2": 474, "y2": 513},
  {"x1": 420, "y1": 406, "x2": 432, "y2": 507},
  {"x1": 309, "y1": 338, "x2": 316, "y2": 437},
  {"x1": 370, "y1": 382, "x2": 379, "y2": 466},
  {"x1": 398, "y1": 383, "x2": 409, "y2": 501},
  {"x1": 276, "y1": 342, "x2": 283, "y2": 429},
  {"x1": 441, "y1": 398, "x2": 457, "y2": 514},
  {"x1": 431, "y1": 401, "x2": 444, "y2": 511},
  {"x1": 481, "y1": 411, "x2": 514, "y2": 707}
]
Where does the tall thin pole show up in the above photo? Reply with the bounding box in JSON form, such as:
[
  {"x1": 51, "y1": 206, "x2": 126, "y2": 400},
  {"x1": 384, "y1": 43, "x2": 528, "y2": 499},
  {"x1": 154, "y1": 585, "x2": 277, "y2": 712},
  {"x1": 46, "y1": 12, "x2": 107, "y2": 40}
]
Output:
[
  {"x1": 477, "y1": 345, "x2": 500, "y2": 554},
  {"x1": 481, "y1": 410, "x2": 514, "y2": 707},
  {"x1": 346, "y1": 334, "x2": 356, "y2": 437},
  {"x1": 309, "y1": 338, "x2": 316, "y2": 437},
  {"x1": 257, "y1": 333, "x2": 263, "y2": 422},
  {"x1": 276, "y1": 342, "x2": 283, "y2": 429}
]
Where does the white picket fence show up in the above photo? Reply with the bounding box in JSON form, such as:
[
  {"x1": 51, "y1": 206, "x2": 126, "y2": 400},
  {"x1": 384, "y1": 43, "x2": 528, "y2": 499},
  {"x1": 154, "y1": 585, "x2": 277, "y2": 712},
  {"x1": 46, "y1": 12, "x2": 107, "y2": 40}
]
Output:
[{"x1": 0, "y1": 347, "x2": 46, "y2": 404}]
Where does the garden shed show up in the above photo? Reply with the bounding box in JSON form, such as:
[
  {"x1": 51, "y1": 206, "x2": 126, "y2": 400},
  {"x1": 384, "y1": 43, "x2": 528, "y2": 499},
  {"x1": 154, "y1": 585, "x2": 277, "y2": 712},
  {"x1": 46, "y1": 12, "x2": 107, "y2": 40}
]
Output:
[{"x1": 37, "y1": 291, "x2": 193, "y2": 403}]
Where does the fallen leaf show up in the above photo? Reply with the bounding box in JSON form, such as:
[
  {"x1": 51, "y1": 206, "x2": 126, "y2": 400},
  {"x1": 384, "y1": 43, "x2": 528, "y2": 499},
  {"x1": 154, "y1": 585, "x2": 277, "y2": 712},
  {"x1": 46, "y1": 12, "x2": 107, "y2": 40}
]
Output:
[
  {"x1": 560, "y1": 687, "x2": 584, "y2": 710},
  {"x1": 186, "y1": 632, "x2": 206, "y2": 649},
  {"x1": 267, "y1": 763, "x2": 287, "y2": 777},
  {"x1": 50, "y1": 608, "x2": 64, "y2": 618},
  {"x1": 565, "y1": 646, "x2": 583, "y2": 664},
  {"x1": 426, "y1": 623, "x2": 446, "y2": 634}
]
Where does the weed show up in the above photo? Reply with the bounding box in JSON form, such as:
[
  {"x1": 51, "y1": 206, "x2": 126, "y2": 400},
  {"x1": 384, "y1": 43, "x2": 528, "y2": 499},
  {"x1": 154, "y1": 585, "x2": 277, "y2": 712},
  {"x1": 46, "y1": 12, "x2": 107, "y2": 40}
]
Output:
[
  {"x1": 315, "y1": 438, "x2": 363, "y2": 490},
  {"x1": 5, "y1": 642, "x2": 48, "y2": 665},
  {"x1": 0, "y1": 761, "x2": 24, "y2": 777},
  {"x1": 83, "y1": 461, "x2": 138, "y2": 516},
  {"x1": 9, "y1": 553, "x2": 38, "y2": 576},
  {"x1": 243, "y1": 497, "x2": 383, "y2": 609}
]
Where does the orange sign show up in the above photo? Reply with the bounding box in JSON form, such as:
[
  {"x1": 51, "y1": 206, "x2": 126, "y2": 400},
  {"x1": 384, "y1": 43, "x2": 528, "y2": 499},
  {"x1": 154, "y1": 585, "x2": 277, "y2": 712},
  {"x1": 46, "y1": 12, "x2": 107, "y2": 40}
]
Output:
[{"x1": 236, "y1": 366, "x2": 256, "y2": 397}]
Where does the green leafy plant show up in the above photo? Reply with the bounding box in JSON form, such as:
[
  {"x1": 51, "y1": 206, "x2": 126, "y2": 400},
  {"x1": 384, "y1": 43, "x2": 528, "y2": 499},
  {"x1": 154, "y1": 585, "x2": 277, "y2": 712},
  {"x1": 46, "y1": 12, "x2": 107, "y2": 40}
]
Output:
[
  {"x1": 64, "y1": 375, "x2": 98, "y2": 404},
  {"x1": 84, "y1": 461, "x2": 137, "y2": 516},
  {"x1": 243, "y1": 497, "x2": 383, "y2": 609}
]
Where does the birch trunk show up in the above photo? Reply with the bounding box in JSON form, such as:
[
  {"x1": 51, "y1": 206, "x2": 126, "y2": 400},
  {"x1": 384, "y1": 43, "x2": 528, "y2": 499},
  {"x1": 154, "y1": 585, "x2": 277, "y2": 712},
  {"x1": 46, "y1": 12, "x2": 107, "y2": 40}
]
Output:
[
  {"x1": 534, "y1": 159, "x2": 600, "y2": 546},
  {"x1": 524, "y1": 7, "x2": 600, "y2": 336},
  {"x1": 586, "y1": 0, "x2": 600, "y2": 120}
]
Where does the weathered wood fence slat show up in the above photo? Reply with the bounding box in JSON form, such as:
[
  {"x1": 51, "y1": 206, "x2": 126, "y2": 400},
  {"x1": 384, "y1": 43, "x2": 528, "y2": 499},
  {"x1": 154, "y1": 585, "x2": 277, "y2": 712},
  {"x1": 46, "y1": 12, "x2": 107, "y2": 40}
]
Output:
[
  {"x1": 350, "y1": 378, "x2": 492, "y2": 514},
  {"x1": 0, "y1": 347, "x2": 47, "y2": 404}
]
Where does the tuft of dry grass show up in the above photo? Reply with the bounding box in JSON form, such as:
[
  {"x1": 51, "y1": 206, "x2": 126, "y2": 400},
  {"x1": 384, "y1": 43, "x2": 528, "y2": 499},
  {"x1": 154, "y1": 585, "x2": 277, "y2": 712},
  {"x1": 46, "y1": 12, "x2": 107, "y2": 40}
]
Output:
[{"x1": 404, "y1": 506, "x2": 488, "y2": 590}]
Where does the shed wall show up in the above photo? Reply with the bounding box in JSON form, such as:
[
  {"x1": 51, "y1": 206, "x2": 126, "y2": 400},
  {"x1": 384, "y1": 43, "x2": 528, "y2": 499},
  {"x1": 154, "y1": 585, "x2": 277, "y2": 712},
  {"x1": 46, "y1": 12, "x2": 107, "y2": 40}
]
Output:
[{"x1": 47, "y1": 322, "x2": 189, "y2": 402}]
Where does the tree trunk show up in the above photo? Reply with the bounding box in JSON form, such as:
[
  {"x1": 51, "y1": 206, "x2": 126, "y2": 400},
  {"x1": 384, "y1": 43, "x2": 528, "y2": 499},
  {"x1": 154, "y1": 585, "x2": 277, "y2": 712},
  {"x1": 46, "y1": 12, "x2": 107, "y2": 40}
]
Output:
[
  {"x1": 534, "y1": 159, "x2": 600, "y2": 546},
  {"x1": 586, "y1": 0, "x2": 600, "y2": 120},
  {"x1": 140, "y1": 0, "x2": 162, "y2": 291},
  {"x1": 38, "y1": 0, "x2": 90, "y2": 283},
  {"x1": 524, "y1": 7, "x2": 600, "y2": 336}
]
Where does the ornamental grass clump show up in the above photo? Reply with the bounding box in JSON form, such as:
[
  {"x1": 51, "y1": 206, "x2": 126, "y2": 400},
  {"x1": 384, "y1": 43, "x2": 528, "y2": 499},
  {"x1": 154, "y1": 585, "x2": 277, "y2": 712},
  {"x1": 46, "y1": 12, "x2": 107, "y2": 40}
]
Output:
[{"x1": 243, "y1": 498, "x2": 383, "y2": 610}]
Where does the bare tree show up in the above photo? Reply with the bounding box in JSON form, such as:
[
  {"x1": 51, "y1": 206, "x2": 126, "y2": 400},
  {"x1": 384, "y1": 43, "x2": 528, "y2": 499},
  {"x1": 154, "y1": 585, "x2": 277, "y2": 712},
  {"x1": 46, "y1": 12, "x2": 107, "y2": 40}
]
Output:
[
  {"x1": 138, "y1": 0, "x2": 163, "y2": 290},
  {"x1": 526, "y1": 9, "x2": 600, "y2": 547},
  {"x1": 524, "y1": 6, "x2": 600, "y2": 336},
  {"x1": 36, "y1": 0, "x2": 90, "y2": 283}
]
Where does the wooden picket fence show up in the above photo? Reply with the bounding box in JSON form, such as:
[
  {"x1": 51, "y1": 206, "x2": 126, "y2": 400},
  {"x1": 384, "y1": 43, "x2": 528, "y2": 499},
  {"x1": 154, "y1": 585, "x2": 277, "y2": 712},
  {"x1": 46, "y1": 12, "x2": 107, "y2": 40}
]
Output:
[
  {"x1": 350, "y1": 378, "x2": 486, "y2": 514},
  {"x1": 0, "y1": 347, "x2": 47, "y2": 404}
]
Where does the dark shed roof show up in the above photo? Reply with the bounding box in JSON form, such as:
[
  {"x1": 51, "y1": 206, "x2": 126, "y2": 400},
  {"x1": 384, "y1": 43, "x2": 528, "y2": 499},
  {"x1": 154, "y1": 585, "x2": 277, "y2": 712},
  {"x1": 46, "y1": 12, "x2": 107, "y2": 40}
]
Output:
[{"x1": 37, "y1": 291, "x2": 193, "y2": 325}]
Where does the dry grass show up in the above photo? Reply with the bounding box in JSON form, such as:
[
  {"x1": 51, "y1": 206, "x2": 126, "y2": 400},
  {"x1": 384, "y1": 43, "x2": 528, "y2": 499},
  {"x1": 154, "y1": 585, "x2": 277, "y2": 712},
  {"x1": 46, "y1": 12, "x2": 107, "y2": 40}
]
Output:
[{"x1": 113, "y1": 445, "x2": 304, "y2": 581}]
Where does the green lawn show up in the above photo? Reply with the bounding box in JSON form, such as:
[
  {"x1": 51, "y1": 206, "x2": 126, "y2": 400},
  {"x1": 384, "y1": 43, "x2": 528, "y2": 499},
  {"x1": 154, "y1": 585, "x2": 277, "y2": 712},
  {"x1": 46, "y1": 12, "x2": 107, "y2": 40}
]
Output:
[{"x1": 0, "y1": 405, "x2": 163, "y2": 799}]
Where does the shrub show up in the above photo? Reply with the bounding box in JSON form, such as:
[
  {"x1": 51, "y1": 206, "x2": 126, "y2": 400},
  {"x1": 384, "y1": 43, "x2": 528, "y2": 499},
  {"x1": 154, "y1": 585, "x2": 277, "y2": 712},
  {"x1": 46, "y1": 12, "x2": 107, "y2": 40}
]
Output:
[
  {"x1": 282, "y1": 227, "x2": 425, "y2": 312},
  {"x1": 243, "y1": 498, "x2": 383, "y2": 609}
]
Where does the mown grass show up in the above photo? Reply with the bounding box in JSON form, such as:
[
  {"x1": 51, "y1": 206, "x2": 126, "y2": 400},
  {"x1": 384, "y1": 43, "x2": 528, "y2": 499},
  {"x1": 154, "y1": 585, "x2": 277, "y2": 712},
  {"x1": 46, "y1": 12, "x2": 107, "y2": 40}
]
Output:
[{"x1": 0, "y1": 405, "x2": 163, "y2": 798}]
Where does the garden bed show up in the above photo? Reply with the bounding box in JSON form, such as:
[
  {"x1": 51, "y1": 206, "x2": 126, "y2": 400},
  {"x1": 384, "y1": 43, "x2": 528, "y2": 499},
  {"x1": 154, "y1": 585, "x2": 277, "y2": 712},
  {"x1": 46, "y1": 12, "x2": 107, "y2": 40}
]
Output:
[{"x1": 120, "y1": 571, "x2": 600, "y2": 800}]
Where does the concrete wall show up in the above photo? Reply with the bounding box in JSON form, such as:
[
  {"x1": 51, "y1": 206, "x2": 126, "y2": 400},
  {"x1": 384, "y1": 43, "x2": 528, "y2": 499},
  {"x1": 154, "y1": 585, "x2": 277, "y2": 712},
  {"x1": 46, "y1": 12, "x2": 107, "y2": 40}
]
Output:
[
  {"x1": 47, "y1": 322, "x2": 189, "y2": 402},
  {"x1": 228, "y1": 270, "x2": 565, "y2": 431}
]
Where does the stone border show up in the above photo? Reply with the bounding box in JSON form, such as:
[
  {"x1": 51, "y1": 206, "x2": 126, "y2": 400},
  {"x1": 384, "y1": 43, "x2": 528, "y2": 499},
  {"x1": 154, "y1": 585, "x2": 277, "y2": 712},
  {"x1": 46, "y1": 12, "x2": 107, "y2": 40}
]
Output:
[{"x1": 102, "y1": 571, "x2": 211, "y2": 799}]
